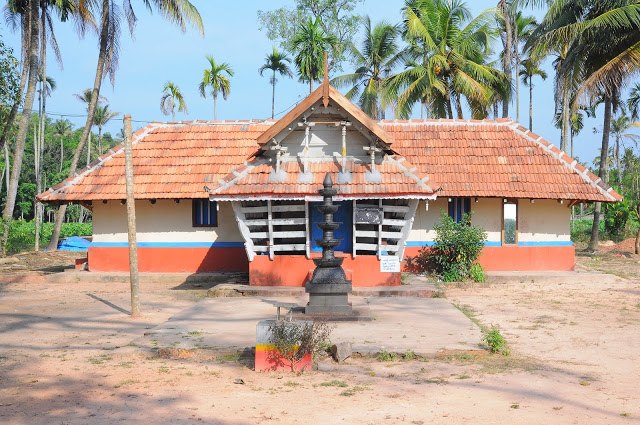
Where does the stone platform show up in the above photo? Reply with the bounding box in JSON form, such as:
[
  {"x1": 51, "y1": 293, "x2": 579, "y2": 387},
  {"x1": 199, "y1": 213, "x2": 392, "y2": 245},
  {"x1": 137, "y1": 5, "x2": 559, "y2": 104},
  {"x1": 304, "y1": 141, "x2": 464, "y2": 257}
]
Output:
[{"x1": 133, "y1": 296, "x2": 482, "y2": 357}]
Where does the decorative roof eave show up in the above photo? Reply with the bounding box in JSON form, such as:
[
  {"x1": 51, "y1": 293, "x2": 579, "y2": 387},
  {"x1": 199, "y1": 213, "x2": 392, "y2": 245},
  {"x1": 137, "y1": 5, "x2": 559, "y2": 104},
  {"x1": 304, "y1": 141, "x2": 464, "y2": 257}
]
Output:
[
  {"x1": 255, "y1": 85, "x2": 395, "y2": 151},
  {"x1": 209, "y1": 193, "x2": 438, "y2": 202}
]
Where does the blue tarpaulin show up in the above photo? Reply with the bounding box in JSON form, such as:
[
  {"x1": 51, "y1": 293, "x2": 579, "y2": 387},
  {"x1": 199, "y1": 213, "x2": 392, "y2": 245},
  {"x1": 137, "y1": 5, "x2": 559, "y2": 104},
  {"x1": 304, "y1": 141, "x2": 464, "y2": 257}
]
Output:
[{"x1": 57, "y1": 236, "x2": 90, "y2": 251}]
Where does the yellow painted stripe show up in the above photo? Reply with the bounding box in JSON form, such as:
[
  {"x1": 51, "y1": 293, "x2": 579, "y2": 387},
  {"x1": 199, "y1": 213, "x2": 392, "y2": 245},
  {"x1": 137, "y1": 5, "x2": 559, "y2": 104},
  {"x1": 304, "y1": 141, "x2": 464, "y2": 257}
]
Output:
[{"x1": 256, "y1": 344, "x2": 300, "y2": 351}]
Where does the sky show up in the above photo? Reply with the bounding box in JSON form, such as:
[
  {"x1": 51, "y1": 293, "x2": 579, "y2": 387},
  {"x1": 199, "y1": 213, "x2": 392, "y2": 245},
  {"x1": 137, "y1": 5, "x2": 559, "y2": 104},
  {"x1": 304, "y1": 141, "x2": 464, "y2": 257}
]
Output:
[{"x1": 1, "y1": 0, "x2": 626, "y2": 167}]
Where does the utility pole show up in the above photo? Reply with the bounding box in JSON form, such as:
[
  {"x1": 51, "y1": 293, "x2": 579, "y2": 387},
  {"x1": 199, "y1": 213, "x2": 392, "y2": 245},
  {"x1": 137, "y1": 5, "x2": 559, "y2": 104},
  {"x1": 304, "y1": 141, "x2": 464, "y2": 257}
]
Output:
[{"x1": 123, "y1": 114, "x2": 140, "y2": 317}]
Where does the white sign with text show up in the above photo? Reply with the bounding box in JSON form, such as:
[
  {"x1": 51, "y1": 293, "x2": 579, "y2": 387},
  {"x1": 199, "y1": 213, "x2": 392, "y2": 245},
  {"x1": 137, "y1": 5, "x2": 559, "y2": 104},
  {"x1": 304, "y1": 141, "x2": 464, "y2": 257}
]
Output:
[{"x1": 379, "y1": 255, "x2": 401, "y2": 273}]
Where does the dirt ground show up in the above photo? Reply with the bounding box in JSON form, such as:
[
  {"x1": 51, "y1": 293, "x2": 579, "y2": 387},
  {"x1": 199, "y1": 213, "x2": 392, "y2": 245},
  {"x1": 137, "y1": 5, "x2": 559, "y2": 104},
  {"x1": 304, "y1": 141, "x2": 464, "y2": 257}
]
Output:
[{"x1": 0, "y1": 250, "x2": 639, "y2": 424}]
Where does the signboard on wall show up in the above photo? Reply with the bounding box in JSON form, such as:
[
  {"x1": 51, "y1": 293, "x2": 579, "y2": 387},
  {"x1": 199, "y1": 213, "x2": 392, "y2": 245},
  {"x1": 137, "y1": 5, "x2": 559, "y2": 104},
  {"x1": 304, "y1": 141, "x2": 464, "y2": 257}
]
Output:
[
  {"x1": 355, "y1": 207, "x2": 382, "y2": 224},
  {"x1": 380, "y1": 256, "x2": 400, "y2": 273}
]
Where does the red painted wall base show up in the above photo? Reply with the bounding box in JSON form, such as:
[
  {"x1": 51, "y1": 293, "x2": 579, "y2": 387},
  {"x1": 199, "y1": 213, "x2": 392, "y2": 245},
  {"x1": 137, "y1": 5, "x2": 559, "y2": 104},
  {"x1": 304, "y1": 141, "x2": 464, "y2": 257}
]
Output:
[
  {"x1": 88, "y1": 247, "x2": 248, "y2": 273},
  {"x1": 86, "y1": 245, "x2": 575, "y2": 282},
  {"x1": 403, "y1": 245, "x2": 575, "y2": 272}
]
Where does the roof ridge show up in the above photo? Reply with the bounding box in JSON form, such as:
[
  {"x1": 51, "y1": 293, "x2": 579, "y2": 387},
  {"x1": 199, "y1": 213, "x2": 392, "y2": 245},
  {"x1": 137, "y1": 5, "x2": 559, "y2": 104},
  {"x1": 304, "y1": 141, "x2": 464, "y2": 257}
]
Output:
[
  {"x1": 508, "y1": 122, "x2": 622, "y2": 202},
  {"x1": 379, "y1": 118, "x2": 515, "y2": 126}
]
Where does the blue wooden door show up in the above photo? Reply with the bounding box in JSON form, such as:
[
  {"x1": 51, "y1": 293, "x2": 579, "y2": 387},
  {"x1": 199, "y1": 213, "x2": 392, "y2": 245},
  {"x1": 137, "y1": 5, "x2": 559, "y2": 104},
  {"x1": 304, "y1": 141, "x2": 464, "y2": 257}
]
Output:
[{"x1": 310, "y1": 201, "x2": 353, "y2": 253}]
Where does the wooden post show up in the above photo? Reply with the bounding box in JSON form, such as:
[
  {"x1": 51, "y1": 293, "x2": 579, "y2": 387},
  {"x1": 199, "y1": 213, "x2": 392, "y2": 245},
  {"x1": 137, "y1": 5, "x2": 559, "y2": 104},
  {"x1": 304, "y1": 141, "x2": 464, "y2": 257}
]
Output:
[{"x1": 123, "y1": 114, "x2": 140, "y2": 317}]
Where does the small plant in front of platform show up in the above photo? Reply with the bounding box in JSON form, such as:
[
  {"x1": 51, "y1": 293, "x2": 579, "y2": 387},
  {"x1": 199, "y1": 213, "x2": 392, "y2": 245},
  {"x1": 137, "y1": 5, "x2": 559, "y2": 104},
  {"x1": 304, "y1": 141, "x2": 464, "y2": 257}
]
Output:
[
  {"x1": 483, "y1": 326, "x2": 509, "y2": 355},
  {"x1": 268, "y1": 320, "x2": 332, "y2": 372},
  {"x1": 469, "y1": 263, "x2": 486, "y2": 283}
]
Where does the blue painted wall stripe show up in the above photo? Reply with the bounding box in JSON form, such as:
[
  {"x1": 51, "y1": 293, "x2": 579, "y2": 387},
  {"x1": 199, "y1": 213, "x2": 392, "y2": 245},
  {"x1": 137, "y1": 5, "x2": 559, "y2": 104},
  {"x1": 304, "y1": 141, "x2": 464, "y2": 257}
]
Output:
[
  {"x1": 90, "y1": 241, "x2": 244, "y2": 248},
  {"x1": 405, "y1": 241, "x2": 572, "y2": 248},
  {"x1": 517, "y1": 241, "x2": 574, "y2": 247}
]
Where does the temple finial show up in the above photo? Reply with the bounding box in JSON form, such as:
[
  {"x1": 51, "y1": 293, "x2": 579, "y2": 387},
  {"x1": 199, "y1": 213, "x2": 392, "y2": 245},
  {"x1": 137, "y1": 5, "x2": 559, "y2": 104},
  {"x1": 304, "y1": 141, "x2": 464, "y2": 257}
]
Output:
[{"x1": 322, "y1": 51, "x2": 329, "y2": 108}]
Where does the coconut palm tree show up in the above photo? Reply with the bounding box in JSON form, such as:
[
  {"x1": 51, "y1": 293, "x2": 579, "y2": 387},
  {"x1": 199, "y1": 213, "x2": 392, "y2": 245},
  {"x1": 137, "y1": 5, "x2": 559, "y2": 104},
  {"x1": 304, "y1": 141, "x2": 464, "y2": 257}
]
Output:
[
  {"x1": 199, "y1": 56, "x2": 233, "y2": 120},
  {"x1": 332, "y1": 17, "x2": 398, "y2": 120},
  {"x1": 259, "y1": 47, "x2": 293, "y2": 119},
  {"x1": 52, "y1": 118, "x2": 73, "y2": 172},
  {"x1": 610, "y1": 114, "x2": 640, "y2": 185},
  {"x1": 387, "y1": 0, "x2": 505, "y2": 119},
  {"x1": 74, "y1": 88, "x2": 105, "y2": 166},
  {"x1": 160, "y1": 81, "x2": 188, "y2": 121},
  {"x1": 519, "y1": 57, "x2": 547, "y2": 131},
  {"x1": 529, "y1": 0, "x2": 640, "y2": 251},
  {"x1": 47, "y1": 0, "x2": 204, "y2": 252},
  {"x1": 93, "y1": 105, "x2": 119, "y2": 155},
  {"x1": 292, "y1": 17, "x2": 337, "y2": 93},
  {"x1": 627, "y1": 83, "x2": 640, "y2": 121}
]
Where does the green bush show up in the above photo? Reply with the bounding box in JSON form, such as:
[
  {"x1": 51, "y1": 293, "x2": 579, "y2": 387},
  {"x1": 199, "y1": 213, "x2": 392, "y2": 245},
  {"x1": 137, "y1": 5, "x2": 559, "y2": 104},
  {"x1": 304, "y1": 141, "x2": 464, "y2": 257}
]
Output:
[
  {"x1": 603, "y1": 199, "x2": 631, "y2": 242},
  {"x1": 5, "y1": 220, "x2": 92, "y2": 255},
  {"x1": 407, "y1": 213, "x2": 487, "y2": 282},
  {"x1": 482, "y1": 326, "x2": 508, "y2": 355}
]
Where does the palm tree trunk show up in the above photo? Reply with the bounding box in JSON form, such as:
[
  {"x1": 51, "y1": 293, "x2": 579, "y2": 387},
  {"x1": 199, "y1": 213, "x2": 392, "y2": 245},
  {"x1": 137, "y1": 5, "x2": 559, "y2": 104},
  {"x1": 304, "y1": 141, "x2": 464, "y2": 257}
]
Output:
[
  {"x1": 529, "y1": 80, "x2": 533, "y2": 130},
  {"x1": 635, "y1": 202, "x2": 640, "y2": 254},
  {"x1": 98, "y1": 126, "x2": 102, "y2": 155},
  {"x1": 4, "y1": 144, "x2": 10, "y2": 193},
  {"x1": 87, "y1": 132, "x2": 91, "y2": 166},
  {"x1": 59, "y1": 136, "x2": 63, "y2": 173},
  {"x1": 589, "y1": 96, "x2": 613, "y2": 251},
  {"x1": 499, "y1": 0, "x2": 512, "y2": 118},
  {"x1": 213, "y1": 93, "x2": 217, "y2": 120},
  {"x1": 309, "y1": 79, "x2": 313, "y2": 94},
  {"x1": 35, "y1": 4, "x2": 47, "y2": 252},
  {"x1": 455, "y1": 92, "x2": 463, "y2": 119},
  {"x1": 514, "y1": 31, "x2": 520, "y2": 123},
  {"x1": 0, "y1": 15, "x2": 31, "y2": 153},
  {"x1": 48, "y1": 0, "x2": 110, "y2": 251},
  {"x1": 271, "y1": 71, "x2": 276, "y2": 119},
  {"x1": 615, "y1": 136, "x2": 621, "y2": 184},
  {"x1": 1, "y1": 0, "x2": 39, "y2": 256},
  {"x1": 570, "y1": 130, "x2": 574, "y2": 159},
  {"x1": 561, "y1": 82, "x2": 570, "y2": 152}
]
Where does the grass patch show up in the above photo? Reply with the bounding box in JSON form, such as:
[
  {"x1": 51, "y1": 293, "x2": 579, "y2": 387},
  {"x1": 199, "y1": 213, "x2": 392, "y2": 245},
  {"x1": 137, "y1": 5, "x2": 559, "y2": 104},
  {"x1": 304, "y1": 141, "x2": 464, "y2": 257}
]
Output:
[
  {"x1": 320, "y1": 380, "x2": 348, "y2": 388},
  {"x1": 376, "y1": 350, "x2": 399, "y2": 362},
  {"x1": 216, "y1": 352, "x2": 241, "y2": 363},
  {"x1": 114, "y1": 379, "x2": 139, "y2": 388},
  {"x1": 340, "y1": 385, "x2": 367, "y2": 397},
  {"x1": 88, "y1": 354, "x2": 112, "y2": 365},
  {"x1": 435, "y1": 350, "x2": 543, "y2": 374},
  {"x1": 185, "y1": 330, "x2": 204, "y2": 338}
]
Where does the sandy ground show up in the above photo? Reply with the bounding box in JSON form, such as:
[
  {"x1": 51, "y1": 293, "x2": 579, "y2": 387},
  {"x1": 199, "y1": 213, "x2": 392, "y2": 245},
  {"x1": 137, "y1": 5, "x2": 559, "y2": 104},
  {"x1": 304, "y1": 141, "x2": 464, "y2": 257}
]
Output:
[{"x1": 0, "y1": 251, "x2": 639, "y2": 424}]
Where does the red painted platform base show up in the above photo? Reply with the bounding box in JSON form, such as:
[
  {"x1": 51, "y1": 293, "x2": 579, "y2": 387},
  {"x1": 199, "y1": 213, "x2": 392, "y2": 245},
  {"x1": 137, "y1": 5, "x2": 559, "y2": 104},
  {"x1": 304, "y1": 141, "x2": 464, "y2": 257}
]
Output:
[{"x1": 249, "y1": 254, "x2": 401, "y2": 287}]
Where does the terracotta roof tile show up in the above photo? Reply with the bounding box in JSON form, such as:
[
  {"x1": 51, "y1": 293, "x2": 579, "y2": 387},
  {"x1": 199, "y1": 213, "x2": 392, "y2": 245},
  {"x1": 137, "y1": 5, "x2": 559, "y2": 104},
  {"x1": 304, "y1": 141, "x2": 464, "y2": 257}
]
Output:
[{"x1": 37, "y1": 118, "x2": 621, "y2": 203}]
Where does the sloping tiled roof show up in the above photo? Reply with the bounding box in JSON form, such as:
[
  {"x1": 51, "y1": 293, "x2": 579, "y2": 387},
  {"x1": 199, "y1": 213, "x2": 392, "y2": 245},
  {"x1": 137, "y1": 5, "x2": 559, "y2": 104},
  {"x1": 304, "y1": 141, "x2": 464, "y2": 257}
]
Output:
[
  {"x1": 37, "y1": 118, "x2": 621, "y2": 203},
  {"x1": 38, "y1": 121, "x2": 271, "y2": 201},
  {"x1": 381, "y1": 119, "x2": 621, "y2": 202}
]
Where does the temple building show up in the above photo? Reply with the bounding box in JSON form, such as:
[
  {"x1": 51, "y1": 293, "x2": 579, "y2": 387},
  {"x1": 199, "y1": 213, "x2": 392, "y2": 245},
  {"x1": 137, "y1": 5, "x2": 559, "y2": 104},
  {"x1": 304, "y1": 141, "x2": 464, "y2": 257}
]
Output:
[{"x1": 37, "y1": 78, "x2": 622, "y2": 286}]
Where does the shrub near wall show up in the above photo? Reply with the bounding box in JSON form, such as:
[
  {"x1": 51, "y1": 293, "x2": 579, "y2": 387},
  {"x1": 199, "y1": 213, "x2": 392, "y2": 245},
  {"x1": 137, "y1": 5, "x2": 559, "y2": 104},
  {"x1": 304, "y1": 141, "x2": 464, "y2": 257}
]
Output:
[
  {"x1": 6, "y1": 220, "x2": 92, "y2": 255},
  {"x1": 406, "y1": 213, "x2": 487, "y2": 282}
]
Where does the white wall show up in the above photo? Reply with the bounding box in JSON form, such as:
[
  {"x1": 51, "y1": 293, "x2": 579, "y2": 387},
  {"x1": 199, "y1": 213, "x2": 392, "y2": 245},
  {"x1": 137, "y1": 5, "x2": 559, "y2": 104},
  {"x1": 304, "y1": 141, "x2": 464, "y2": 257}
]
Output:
[
  {"x1": 92, "y1": 200, "x2": 241, "y2": 243},
  {"x1": 518, "y1": 199, "x2": 570, "y2": 242},
  {"x1": 407, "y1": 198, "x2": 568, "y2": 244}
]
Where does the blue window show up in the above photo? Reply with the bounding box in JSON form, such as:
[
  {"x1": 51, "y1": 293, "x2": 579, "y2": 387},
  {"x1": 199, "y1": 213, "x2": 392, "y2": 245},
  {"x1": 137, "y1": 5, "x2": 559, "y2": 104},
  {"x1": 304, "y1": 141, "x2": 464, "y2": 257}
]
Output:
[
  {"x1": 192, "y1": 199, "x2": 218, "y2": 227},
  {"x1": 448, "y1": 197, "x2": 471, "y2": 223}
]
